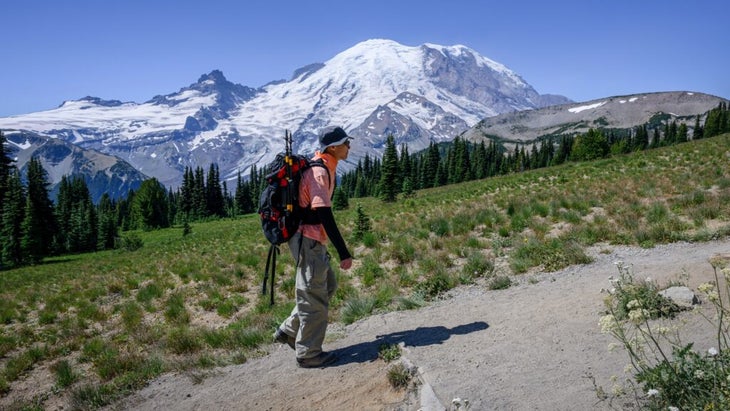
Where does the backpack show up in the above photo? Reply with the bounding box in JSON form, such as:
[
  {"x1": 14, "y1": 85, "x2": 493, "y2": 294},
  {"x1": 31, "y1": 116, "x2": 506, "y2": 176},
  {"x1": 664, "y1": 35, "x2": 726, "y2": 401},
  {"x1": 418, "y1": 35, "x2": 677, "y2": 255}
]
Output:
[{"x1": 258, "y1": 130, "x2": 329, "y2": 305}]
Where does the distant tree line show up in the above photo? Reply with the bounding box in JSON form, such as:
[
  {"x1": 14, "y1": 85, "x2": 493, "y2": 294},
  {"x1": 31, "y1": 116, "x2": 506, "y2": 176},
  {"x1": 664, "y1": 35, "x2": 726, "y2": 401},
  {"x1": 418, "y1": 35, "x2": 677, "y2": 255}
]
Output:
[
  {"x1": 340, "y1": 102, "x2": 730, "y2": 202},
  {"x1": 1, "y1": 103, "x2": 727, "y2": 268}
]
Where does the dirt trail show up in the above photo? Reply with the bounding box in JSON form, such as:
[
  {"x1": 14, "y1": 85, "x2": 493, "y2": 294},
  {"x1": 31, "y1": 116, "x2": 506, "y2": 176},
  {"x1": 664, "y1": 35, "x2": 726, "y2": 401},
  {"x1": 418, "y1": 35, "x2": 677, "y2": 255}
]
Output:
[{"x1": 110, "y1": 238, "x2": 730, "y2": 411}]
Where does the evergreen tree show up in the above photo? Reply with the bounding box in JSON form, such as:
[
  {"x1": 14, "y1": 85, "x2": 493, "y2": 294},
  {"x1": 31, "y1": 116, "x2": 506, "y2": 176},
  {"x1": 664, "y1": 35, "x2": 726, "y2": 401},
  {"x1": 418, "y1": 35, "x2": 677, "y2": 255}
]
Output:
[
  {"x1": 422, "y1": 142, "x2": 440, "y2": 188},
  {"x1": 354, "y1": 174, "x2": 367, "y2": 198},
  {"x1": 54, "y1": 175, "x2": 97, "y2": 253},
  {"x1": 666, "y1": 121, "x2": 678, "y2": 145},
  {"x1": 353, "y1": 202, "x2": 372, "y2": 241},
  {"x1": 693, "y1": 115, "x2": 704, "y2": 140},
  {"x1": 402, "y1": 175, "x2": 415, "y2": 198},
  {"x1": 451, "y1": 137, "x2": 471, "y2": 183},
  {"x1": 538, "y1": 139, "x2": 554, "y2": 167},
  {"x1": 1, "y1": 170, "x2": 25, "y2": 269},
  {"x1": 0, "y1": 132, "x2": 12, "y2": 209},
  {"x1": 193, "y1": 166, "x2": 206, "y2": 218},
  {"x1": 167, "y1": 188, "x2": 178, "y2": 225},
  {"x1": 97, "y1": 193, "x2": 117, "y2": 250},
  {"x1": 132, "y1": 178, "x2": 170, "y2": 230},
  {"x1": 570, "y1": 129, "x2": 609, "y2": 161},
  {"x1": 472, "y1": 141, "x2": 488, "y2": 179},
  {"x1": 179, "y1": 166, "x2": 194, "y2": 217},
  {"x1": 704, "y1": 104, "x2": 723, "y2": 138},
  {"x1": 21, "y1": 157, "x2": 56, "y2": 263},
  {"x1": 234, "y1": 170, "x2": 254, "y2": 215},
  {"x1": 677, "y1": 123, "x2": 689, "y2": 143},
  {"x1": 649, "y1": 128, "x2": 661, "y2": 149},
  {"x1": 117, "y1": 190, "x2": 134, "y2": 231},
  {"x1": 332, "y1": 187, "x2": 349, "y2": 210},
  {"x1": 378, "y1": 135, "x2": 399, "y2": 202},
  {"x1": 205, "y1": 163, "x2": 225, "y2": 217},
  {"x1": 552, "y1": 136, "x2": 573, "y2": 165},
  {"x1": 634, "y1": 125, "x2": 649, "y2": 151}
]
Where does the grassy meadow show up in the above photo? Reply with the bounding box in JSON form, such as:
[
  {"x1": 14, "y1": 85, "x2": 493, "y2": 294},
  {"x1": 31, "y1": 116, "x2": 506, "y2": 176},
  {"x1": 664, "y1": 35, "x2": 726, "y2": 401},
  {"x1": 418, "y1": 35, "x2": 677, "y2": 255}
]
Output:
[{"x1": 1, "y1": 133, "x2": 730, "y2": 409}]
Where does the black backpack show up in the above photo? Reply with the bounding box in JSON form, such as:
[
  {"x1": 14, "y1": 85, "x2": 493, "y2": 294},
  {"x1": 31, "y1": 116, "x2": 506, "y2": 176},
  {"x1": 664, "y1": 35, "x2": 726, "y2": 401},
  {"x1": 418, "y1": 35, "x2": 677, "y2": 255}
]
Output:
[{"x1": 258, "y1": 130, "x2": 328, "y2": 304}]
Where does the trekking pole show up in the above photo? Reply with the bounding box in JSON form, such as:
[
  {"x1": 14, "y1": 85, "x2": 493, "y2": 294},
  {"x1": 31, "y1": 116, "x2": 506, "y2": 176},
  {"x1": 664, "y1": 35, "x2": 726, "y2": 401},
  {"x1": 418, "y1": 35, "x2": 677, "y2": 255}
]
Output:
[{"x1": 285, "y1": 129, "x2": 294, "y2": 213}]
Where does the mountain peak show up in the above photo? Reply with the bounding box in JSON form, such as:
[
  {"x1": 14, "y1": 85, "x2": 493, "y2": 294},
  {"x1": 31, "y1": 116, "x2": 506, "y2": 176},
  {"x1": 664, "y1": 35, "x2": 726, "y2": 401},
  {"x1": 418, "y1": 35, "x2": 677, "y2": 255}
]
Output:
[{"x1": 196, "y1": 69, "x2": 228, "y2": 85}]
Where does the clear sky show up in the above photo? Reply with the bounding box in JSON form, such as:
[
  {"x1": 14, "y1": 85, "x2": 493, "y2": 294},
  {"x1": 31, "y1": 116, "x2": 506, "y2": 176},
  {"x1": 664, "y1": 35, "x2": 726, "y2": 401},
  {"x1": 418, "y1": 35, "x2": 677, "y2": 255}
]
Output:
[{"x1": 2, "y1": 0, "x2": 727, "y2": 117}]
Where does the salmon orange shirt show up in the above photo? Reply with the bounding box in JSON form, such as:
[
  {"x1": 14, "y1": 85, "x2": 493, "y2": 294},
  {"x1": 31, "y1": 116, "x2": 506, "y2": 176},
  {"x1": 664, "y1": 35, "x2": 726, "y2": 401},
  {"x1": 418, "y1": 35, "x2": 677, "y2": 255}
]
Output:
[{"x1": 298, "y1": 152, "x2": 338, "y2": 243}]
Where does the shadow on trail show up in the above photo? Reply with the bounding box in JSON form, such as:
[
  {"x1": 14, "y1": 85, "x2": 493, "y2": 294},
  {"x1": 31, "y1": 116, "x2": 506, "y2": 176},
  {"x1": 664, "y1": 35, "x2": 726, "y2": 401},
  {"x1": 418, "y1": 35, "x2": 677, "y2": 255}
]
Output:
[{"x1": 332, "y1": 321, "x2": 489, "y2": 366}]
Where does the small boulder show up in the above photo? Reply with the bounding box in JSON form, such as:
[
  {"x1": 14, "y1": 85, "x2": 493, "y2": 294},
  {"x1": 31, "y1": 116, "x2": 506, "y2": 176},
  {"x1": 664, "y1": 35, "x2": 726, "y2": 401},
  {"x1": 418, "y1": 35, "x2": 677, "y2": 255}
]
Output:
[{"x1": 659, "y1": 286, "x2": 698, "y2": 308}]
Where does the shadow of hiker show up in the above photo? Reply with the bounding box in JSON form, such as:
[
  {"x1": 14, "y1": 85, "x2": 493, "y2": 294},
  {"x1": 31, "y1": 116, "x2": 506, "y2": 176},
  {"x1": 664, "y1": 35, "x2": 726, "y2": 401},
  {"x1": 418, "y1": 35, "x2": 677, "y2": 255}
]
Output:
[{"x1": 332, "y1": 321, "x2": 489, "y2": 366}]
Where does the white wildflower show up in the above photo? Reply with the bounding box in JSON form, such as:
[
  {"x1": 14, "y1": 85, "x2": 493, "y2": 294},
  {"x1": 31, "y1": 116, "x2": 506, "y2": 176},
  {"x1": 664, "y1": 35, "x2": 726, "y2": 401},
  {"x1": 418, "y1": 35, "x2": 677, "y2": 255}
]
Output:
[
  {"x1": 694, "y1": 369, "x2": 705, "y2": 379},
  {"x1": 708, "y1": 347, "x2": 719, "y2": 356},
  {"x1": 612, "y1": 384, "x2": 624, "y2": 396},
  {"x1": 668, "y1": 407, "x2": 679, "y2": 411},
  {"x1": 627, "y1": 299, "x2": 641, "y2": 309},
  {"x1": 646, "y1": 388, "x2": 659, "y2": 397},
  {"x1": 645, "y1": 277, "x2": 652, "y2": 283},
  {"x1": 628, "y1": 308, "x2": 650, "y2": 324},
  {"x1": 697, "y1": 282, "x2": 715, "y2": 293},
  {"x1": 599, "y1": 314, "x2": 619, "y2": 333}
]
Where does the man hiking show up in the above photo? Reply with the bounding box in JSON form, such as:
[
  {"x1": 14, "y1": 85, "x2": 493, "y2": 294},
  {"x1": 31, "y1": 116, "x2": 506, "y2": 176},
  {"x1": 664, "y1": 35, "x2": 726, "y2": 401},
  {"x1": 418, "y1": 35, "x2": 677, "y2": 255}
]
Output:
[{"x1": 274, "y1": 126, "x2": 354, "y2": 368}]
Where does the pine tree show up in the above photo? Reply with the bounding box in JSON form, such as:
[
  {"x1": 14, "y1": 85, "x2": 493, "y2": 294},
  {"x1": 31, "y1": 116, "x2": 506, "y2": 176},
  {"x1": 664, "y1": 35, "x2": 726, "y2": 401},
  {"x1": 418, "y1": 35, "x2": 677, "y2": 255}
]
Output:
[
  {"x1": 234, "y1": 171, "x2": 250, "y2": 215},
  {"x1": 570, "y1": 129, "x2": 609, "y2": 161},
  {"x1": 1, "y1": 170, "x2": 25, "y2": 268},
  {"x1": 649, "y1": 128, "x2": 661, "y2": 149},
  {"x1": 552, "y1": 136, "x2": 573, "y2": 165},
  {"x1": 132, "y1": 178, "x2": 170, "y2": 230},
  {"x1": 332, "y1": 187, "x2": 349, "y2": 210},
  {"x1": 0, "y1": 132, "x2": 12, "y2": 208},
  {"x1": 179, "y1": 166, "x2": 194, "y2": 217},
  {"x1": 634, "y1": 125, "x2": 649, "y2": 151},
  {"x1": 21, "y1": 157, "x2": 56, "y2": 264},
  {"x1": 206, "y1": 163, "x2": 225, "y2": 217},
  {"x1": 379, "y1": 135, "x2": 399, "y2": 202},
  {"x1": 677, "y1": 123, "x2": 688, "y2": 143},
  {"x1": 422, "y1": 143, "x2": 440, "y2": 188},
  {"x1": 472, "y1": 141, "x2": 487, "y2": 179},
  {"x1": 97, "y1": 193, "x2": 117, "y2": 250},
  {"x1": 353, "y1": 202, "x2": 372, "y2": 241},
  {"x1": 193, "y1": 166, "x2": 206, "y2": 218},
  {"x1": 693, "y1": 115, "x2": 704, "y2": 140}
]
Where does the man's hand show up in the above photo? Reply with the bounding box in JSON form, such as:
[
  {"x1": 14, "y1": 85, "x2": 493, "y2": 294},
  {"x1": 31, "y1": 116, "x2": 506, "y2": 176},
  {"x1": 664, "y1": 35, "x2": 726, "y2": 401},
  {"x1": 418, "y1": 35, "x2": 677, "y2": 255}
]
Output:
[{"x1": 339, "y1": 257, "x2": 353, "y2": 270}]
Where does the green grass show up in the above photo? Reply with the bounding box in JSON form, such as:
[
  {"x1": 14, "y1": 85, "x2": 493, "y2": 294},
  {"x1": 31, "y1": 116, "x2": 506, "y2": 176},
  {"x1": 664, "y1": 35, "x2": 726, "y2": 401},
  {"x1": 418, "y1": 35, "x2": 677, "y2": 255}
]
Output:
[{"x1": 1, "y1": 134, "x2": 730, "y2": 408}]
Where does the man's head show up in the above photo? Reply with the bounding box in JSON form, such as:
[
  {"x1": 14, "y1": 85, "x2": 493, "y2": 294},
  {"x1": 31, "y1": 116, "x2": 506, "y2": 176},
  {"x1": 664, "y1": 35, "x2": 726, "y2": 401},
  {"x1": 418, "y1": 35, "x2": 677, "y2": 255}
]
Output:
[{"x1": 319, "y1": 126, "x2": 352, "y2": 160}]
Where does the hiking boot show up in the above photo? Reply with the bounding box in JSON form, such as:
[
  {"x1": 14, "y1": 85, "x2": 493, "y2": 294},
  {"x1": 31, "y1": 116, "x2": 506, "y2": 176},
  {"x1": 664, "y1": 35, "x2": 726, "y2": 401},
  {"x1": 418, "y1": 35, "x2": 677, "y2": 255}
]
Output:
[
  {"x1": 297, "y1": 351, "x2": 337, "y2": 368},
  {"x1": 273, "y1": 328, "x2": 295, "y2": 350}
]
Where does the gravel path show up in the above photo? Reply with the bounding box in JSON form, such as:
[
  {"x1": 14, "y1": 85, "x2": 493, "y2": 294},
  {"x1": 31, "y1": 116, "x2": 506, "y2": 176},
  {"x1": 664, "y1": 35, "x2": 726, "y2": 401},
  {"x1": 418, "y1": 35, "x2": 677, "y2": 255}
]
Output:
[{"x1": 110, "y1": 238, "x2": 730, "y2": 410}]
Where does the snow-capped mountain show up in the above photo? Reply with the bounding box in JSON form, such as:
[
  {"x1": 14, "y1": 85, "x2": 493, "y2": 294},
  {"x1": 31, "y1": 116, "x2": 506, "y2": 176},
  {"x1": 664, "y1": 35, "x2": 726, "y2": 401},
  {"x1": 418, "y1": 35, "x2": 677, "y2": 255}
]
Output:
[
  {"x1": 0, "y1": 39, "x2": 570, "y2": 189},
  {"x1": 4, "y1": 131, "x2": 147, "y2": 203}
]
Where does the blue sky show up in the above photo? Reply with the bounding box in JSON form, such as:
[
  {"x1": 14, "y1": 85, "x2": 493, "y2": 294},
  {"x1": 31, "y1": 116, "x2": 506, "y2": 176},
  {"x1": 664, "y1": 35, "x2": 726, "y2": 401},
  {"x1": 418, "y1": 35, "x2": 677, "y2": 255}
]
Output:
[{"x1": 2, "y1": 0, "x2": 727, "y2": 117}]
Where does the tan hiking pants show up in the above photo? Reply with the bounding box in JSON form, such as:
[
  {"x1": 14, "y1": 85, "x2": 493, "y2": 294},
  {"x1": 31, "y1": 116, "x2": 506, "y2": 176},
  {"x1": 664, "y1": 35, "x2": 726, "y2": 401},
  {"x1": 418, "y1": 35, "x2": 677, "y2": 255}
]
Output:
[{"x1": 279, "y1": 233, "x2": 337, "y2": 359}]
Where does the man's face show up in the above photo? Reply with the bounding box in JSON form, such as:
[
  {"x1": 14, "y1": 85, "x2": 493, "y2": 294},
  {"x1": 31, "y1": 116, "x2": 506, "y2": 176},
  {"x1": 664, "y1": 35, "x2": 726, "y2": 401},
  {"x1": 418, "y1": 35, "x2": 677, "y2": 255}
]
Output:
[{"x1": 331, "y1": 140, "x2": 350, "y2": 161}]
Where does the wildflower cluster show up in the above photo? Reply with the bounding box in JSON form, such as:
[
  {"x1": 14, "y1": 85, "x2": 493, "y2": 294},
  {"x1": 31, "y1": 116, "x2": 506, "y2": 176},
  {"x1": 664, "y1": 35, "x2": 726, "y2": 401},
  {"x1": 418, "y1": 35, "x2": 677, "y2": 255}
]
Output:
[
  {"x1": 605, "y1": 261, "x2": 682, "y2": 321},
  {"x1": 598, "y1": 257, "x2": 730, "y2": 410}
]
